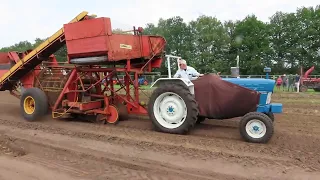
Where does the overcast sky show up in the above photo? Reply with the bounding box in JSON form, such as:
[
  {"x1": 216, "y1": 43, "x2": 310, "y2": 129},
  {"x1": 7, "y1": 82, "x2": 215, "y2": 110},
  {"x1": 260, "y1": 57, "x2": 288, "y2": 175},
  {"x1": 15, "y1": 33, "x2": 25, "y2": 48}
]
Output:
[{"x1": 0, "y1": 0, "x2": 319, "y2": 48}]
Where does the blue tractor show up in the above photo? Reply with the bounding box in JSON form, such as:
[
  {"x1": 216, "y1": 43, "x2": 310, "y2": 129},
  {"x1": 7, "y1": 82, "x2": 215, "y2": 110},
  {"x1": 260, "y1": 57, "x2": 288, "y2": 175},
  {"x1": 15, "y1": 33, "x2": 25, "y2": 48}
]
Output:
[
  {"x1": 148, "y1": 55, "x2": 283, "y2": 144},
  {"x1": 221, "y1": 74, "x2": 282, "y2": 143},
  {"x1": 224, "y1": 67, "x2": 281, "y2": 117}
]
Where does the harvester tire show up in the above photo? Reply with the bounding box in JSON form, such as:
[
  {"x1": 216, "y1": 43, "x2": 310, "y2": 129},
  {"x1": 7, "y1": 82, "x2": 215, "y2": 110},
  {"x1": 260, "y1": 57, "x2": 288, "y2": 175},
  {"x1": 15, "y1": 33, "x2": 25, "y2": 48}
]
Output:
[
  {"x1": 148, "y1": 83, "x2": 199, "y2": 134},
  {"x1": 239, "y1": 112, "x2": 274, "y2": 144},
  {"x1": 20, "y1": 88, "x2": 48, "y2": 121},
  {"x1": 300, "y1": 85, "x2": 308, "y2": 92},
  {"x1": 114, "y1": 102, "x2": 128, "y2": 121}
]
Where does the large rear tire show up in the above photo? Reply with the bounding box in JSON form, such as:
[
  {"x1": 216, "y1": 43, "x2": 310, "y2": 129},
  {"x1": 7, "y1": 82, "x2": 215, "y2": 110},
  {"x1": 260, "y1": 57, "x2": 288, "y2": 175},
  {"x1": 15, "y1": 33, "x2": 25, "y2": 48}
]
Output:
[
  {"x1": 20, "y1": 88, "x2": 49, "y2": 121},
  {"x1": 196, "y1": 116, "x2": 206, "y2": 124},
  {"x1": 148, "y1": 83, "x2": 199, "y2": 134}
]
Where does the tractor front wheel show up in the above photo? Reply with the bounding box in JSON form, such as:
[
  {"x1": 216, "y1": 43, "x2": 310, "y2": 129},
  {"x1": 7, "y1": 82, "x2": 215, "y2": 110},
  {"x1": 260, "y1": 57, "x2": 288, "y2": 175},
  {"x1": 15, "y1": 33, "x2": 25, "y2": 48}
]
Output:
[
  {"x1": 239, "y1": 112, "x2": 274, "y2": 143},
  {"x1": 148, "y1": 83, "x2": 198, "y2": 134},
  {"x1": 20, "y1": 88, "x2": 49, "y2": 121},
  {"x1": 265, "y1": 112, "x2": 274, "y2": 122}
]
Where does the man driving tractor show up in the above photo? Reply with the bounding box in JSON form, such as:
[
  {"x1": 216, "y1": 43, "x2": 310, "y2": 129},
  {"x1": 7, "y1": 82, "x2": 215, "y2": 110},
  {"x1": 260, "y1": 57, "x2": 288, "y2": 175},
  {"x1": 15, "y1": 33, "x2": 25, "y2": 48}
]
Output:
[{"x1": 173, "y1": 59, "x2": 204, "y2": 80}]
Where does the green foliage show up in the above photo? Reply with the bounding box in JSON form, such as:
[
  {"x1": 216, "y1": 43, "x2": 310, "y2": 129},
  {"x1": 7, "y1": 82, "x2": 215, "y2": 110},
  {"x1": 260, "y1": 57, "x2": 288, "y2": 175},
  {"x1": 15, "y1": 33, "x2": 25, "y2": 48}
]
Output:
[
  {"x1": 0, "y1": 37, "x2": 68, "y2": 62},
  {"x1": 142, "y1": 5, "x2": 320, "y2": 75},
  {"x1": 1, "y1": 5, "x2": 320, "y2": 75},
  {"x1": 143, "y1": 16, "x2": 192, "y2": 74},
  {"x1": 230, "y1": 15, "x2": 272, "y2": 74}
]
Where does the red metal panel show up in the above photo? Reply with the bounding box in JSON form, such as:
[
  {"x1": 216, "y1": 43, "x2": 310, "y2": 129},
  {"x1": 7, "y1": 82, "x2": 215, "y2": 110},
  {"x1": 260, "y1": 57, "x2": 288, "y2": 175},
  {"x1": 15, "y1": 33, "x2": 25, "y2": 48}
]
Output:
[
  {"x1": 64, "y1": 17, "x2": 112, "y2": 59},
  {"x1": 66, "y1": 36, "x2": 109, "y2": 58},
  {"x1": 8, "y1": 52, "x2": 21, "y2": 63},
  {"x1": 107, "y1": 35, "x2": 142, "y2": 60},
  {"x1": 64, "y1": 17, "x2": 112, "y2": 40},
  {"x1": 0, "y1": 53, "x2": 12, "y2": 79},
  {"x1": 141, "y1": 36, "x2": 166, "y2": 58},
  {"x1": 67, "y1": 101, "x2": 102, "y2": 111},
  {"x1": 63, "y1": 17, "x2": 166, "y2": 64},
  {"x1": 0, "y1": 53, "x2": 10, "y2": 64}
]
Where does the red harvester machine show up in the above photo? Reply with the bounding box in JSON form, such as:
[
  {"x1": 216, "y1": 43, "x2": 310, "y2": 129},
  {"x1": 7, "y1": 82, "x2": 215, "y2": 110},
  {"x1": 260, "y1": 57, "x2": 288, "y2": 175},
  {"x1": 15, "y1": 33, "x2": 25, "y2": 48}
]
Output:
[
  {"x1": 0, "y1": 11, "x2": 166, "y2": 124},
  {"x1": 299, "y1": 66, "x2": 320, "y2": 92}
]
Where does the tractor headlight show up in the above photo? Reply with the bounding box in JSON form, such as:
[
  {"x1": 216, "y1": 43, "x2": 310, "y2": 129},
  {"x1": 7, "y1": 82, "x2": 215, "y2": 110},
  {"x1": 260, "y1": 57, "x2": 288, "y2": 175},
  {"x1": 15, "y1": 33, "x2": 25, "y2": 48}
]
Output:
[{"x1": 266, "y1": 92, "x2": 272, "y2": 104}]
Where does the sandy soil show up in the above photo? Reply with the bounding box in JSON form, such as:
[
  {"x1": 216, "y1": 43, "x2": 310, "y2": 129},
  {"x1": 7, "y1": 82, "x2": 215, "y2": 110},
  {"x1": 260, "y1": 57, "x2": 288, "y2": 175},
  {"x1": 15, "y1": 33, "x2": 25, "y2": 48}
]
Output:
[{"x1": 0, "y1": 91, "x2": 320, "y2": 180}]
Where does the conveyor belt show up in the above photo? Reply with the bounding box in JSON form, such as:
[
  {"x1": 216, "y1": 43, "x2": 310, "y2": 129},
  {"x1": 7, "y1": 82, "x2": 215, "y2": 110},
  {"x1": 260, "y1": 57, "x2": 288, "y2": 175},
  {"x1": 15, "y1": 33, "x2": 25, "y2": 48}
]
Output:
[{"x1": 0, "y1": 11, "x2": 89, "y2": 91}]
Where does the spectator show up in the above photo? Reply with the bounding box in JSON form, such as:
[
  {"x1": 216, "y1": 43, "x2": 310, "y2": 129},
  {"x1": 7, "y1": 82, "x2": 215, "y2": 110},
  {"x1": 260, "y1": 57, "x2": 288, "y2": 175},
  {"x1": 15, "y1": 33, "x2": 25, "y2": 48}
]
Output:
[
  {"x1": 276, "y1": 76, "x2": 282, "y2": 91},
  {"x1": 282, "y1": 74, "x2": 287, "y2": 91},
  {"x1": 295, "y1": 74, "x2": 300, "y2": 93},
  {"x1": 288, "y1": 74, "x2": 295, "y2": 92}
]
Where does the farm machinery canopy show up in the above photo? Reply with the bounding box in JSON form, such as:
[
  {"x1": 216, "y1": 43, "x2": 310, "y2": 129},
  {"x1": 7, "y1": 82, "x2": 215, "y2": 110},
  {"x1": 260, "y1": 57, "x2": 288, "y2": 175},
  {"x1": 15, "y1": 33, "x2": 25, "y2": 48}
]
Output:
[{"x1": 0, "y1": 11, "x2": 282, "y2": 144}]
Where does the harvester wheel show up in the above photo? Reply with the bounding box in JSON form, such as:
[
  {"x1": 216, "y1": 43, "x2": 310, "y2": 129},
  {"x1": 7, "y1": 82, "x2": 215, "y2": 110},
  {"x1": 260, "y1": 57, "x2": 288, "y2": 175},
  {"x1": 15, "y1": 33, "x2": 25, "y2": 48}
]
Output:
[
  {"x1": 148, "y1": 83, "x2": 198, "y2": 134},
  {"x1": 95, "y1": 105, "x2": 119, "y2": 125},
  {"x1": 300, "y1": 85, "x2": 308, "y2": 92},
  {"x1": 20, "y1": 88, "x2": 48, "y2": 121},
  {"x1": 114, "y1": 102, "x2": 128, "y2": 121},
  {"x1": 239, "y1": 112, "x2": 274, "y2": 144}
]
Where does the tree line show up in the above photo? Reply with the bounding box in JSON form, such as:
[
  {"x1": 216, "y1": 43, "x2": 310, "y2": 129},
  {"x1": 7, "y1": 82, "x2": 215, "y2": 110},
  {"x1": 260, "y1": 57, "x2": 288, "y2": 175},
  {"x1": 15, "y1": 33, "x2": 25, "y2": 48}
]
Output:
[{"x1": 1, "y1": 5, "x2": 320, "y2": 75}]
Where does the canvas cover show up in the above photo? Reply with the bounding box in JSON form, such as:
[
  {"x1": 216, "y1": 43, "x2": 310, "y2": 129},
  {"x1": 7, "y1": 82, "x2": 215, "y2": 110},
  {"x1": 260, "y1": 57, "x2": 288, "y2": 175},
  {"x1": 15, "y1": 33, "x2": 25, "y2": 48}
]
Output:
[{"x1": 192, "y1": 74, "x2": 260, "y2": 119}]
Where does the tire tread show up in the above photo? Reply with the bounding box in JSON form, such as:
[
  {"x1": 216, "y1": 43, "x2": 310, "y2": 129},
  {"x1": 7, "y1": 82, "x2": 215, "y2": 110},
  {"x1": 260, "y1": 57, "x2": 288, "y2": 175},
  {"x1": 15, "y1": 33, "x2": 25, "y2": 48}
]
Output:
[{"x1": 148, "y1": 83, "x2": 198, "y2": 134}]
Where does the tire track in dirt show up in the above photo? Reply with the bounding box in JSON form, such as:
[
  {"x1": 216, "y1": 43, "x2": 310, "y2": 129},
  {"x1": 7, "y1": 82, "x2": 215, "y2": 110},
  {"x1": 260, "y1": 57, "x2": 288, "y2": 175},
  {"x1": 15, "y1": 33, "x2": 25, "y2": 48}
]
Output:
[
  {"x1": 0, "y1": 116, "x2": 319, "y2": 174},
  {"x1": 2, "y1": 123, "x2": 320, "y2": 180},
  {"x1": 0, "y1": 128, "x2": 257, "y2": 180},
  {"x1": 1, "y1": 92, "x2": 320, "y2": 179},
  {"x1": 0, "y1": 135, "x2": 26, "y2": 157},
  {"x1": 21, "y1": 154, "x2": 177, "y2": 180}
]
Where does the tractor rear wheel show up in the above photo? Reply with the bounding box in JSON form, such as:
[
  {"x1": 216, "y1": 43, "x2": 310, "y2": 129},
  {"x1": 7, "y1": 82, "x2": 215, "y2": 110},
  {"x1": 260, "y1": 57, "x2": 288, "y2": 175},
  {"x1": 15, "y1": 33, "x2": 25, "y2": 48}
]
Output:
[
  {"x1": 196, "y1": 116, "x2": 206, "y2": 124},
  {"x1": 239, "y1": 112, "x2": 274, "y2": 143},
  {"x1": 148, "y1": 83, "x2": 199, "y2": 134},
  {"x1": 20, "y1": 88, "x2": 49, "y2": 121}
]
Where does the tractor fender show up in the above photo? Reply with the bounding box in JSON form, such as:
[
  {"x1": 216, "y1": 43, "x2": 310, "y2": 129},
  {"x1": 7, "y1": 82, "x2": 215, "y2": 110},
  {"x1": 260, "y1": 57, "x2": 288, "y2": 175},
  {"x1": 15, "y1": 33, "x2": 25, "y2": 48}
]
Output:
[{"x1": 150, "y1": 78, "x2": 195, "y2": 95}]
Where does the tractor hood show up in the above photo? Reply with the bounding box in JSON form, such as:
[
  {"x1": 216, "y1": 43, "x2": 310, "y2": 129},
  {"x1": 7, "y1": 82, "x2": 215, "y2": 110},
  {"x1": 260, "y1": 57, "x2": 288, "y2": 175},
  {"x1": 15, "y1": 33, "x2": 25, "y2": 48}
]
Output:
[{"x1": 222, "y1": 78, "x2": 275, "y2": 92}]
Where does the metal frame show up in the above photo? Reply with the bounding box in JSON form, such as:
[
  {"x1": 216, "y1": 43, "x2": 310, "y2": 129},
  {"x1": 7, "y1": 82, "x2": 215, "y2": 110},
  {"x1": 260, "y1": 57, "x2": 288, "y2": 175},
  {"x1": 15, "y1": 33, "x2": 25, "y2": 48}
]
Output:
[
  {"x1": 27, "y1": 56, "x2": 153, "y2": 119},
  {"x1": 150, "y1": 55, "x2": 195, "y2": 95}
]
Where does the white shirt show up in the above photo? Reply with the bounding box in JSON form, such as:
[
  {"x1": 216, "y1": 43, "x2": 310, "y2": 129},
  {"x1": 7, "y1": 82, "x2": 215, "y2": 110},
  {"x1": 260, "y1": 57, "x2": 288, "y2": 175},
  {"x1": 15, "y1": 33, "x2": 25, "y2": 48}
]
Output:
[{"x1": 173, "y1": 66, "x2": 200, "y2": 80}]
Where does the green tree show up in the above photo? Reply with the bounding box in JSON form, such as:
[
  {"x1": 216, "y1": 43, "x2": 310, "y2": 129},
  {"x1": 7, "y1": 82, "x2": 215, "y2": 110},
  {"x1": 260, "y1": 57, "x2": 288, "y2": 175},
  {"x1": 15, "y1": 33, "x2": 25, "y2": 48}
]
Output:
[
  {"x1": 230, "y1": 15, "x2": 272, "y2": 75},
  {"x1": 0, "y1": 40, "x2": 33, "y2": 52},
  {"x1": 188, "y1": 15, "x2": 231, "y2": 73},
  {"x1": 143, "y1": 16, "x2": 192, "y2": 73}
]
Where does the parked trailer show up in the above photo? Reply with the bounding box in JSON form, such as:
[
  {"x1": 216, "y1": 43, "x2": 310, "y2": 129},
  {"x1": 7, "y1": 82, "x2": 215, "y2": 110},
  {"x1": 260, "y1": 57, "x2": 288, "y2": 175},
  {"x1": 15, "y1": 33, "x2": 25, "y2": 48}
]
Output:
[
  {"x1": 299, "y1": 66, "x2": 320, "y2": 92},
  {"x1": 0, "y1": 11, "x2": 282, "y2": 144}
]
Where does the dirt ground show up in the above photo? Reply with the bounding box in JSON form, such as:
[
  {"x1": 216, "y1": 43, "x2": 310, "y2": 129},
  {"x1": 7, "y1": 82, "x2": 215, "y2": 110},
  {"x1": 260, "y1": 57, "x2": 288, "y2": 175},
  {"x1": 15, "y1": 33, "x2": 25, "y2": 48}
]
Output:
[{"x1": 0, "y1": 91, "x2": 320, "y2": 180}]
